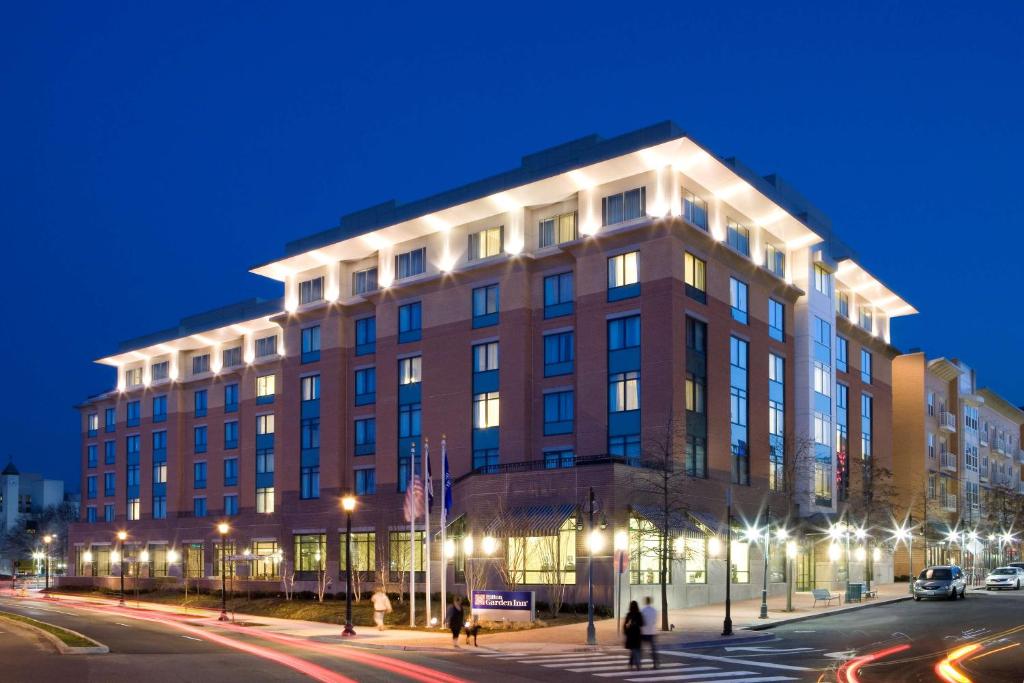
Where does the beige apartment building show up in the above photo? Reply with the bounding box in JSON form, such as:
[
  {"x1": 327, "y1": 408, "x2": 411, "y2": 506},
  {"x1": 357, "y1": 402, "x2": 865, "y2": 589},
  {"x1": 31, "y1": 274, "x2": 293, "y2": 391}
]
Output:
[{"x1": 892, "y1": 352, "x2": 1024, "y2": 578}]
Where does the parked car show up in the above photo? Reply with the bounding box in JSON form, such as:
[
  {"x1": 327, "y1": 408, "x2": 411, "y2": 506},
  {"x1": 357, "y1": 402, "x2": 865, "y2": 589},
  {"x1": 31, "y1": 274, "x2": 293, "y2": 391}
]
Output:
[
  {"x1": 986, "y1": 566, "x2": 1024, "y2": 590},
  {"x1": 913, "y1": 565, "x2": 967, "y2": 600},
  {"x1": 1007, "y1": 562, "x2": 1024, "y2": 571}
]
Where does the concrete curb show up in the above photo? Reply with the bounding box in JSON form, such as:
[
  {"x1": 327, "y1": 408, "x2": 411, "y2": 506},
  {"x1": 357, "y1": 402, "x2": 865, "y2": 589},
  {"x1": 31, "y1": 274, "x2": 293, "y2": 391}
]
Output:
[
  {"x1": 743, "y1": 596, "x2": 912, "y2": 631},
  {"x1": 0, "y1": 613, "x2": 109, "y2": 654}
]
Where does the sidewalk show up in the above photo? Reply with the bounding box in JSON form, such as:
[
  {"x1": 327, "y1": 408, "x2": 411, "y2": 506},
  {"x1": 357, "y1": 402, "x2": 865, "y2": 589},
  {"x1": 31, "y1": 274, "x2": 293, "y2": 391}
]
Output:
[{"x1": 20, "y1": 583, "x2": 910, "y2": 655}]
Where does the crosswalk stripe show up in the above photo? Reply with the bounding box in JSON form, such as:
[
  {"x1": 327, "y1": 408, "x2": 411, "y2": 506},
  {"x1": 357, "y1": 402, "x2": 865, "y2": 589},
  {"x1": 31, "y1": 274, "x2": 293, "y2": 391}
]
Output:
[
  {"x1": 568, "y1": 663, "x2": 685, "y2": 673},
  {"x1": 540, "y1": 656, "x2": 634, "y2": 667},
  {"x1": 558, "y1": 660, "x2": 667, "y2": 672},
  {"x1": 518, "y1": 653, "x2": 614, "y2": 662},
  {"x1": 669, "y1": 678, "x2": 797, "y2": 683},
  {"x1": 596, "y1": 667, "x2": 718, "y2": 678},
  {"x1": 661, "y1": 651, "x2": 813, "y2": 672},
  {"x1": 623, "y1": 671, "x2": 754, "y2": 682}
]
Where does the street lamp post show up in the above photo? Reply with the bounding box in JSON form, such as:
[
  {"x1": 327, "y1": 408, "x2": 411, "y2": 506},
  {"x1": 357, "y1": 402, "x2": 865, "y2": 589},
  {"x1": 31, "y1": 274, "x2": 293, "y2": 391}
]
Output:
[
  {"x1": 722, "y1": 488, "x2": 733, "y2": 637},
  {"x1": 116, "y1": 530, "x2": 127, "y2": 606},
  {"x1": 785, "y1": 539, "x2": 797, "y2": 613},
  {"x1": 758, "y1": 506, "x2": 771, "y2": 619},
  {"x1": 907, "y1": 516, "x2": 914, "y2": 594},
  {"x1": 342, "y1": 495, "x2": 357, "y2": 637},
  {"x1": 42, "y1": 534, "x2": 53, "y2": 597},
  {"x1": 583, "y1": 487, "x2": 606, "y2": 647},
  {"x1": 217, "y1": 522, "x2": 230, "y2": 622}
]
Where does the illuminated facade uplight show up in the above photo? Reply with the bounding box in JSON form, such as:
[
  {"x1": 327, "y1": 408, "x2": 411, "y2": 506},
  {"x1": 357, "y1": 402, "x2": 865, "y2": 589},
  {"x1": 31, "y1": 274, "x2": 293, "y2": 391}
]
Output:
[
  {"x1": 708, "y1": 536, "x2": 722, "y2": 557},
  {"x1": 481, "y1": 536, "x2": 497, "y2": 556},
  {"x1": 828, "y1": 544, "x2": 841, "y2": 562},
  {"x1": 463, "y1": 536, "x2": 474, "y2": 556}
]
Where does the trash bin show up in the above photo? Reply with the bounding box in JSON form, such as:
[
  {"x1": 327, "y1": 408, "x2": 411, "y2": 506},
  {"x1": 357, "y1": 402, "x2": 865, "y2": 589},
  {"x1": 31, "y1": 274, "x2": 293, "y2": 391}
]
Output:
[{"x1": 846, "y1": 582, "x2": 862, "y2": 603}]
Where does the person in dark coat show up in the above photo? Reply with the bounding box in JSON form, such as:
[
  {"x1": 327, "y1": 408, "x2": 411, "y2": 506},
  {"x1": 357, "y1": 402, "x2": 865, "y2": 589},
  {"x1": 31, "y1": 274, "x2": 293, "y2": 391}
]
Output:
[
  {"x1": 623, "y1": 600, "x2": 644, "y2": 670},
  {"x1": 446, "y1": 596, "x2": 464, "y2": 648}
]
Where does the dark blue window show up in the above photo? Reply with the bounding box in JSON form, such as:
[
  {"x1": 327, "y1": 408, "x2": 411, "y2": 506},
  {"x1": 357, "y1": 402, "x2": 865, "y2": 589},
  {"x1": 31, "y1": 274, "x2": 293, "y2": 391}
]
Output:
[
  {"x1": 194, "y1": 426, "x2": 208, "y2": 453},
  {"x1": 609, "y1": 434, "x2": 641, "y2": 464},
  {"x1": 544, "y1": 331, "x2": 574, "y2": 377},
  {"x1": 86, "y1": 506, "x2": 97, "y2": 522},
  {"x1": 355, "y1": 468, "x2": 376, "y2": 495},
  {"x1": 355, "y1": 368, "x2": 376, "y2": 406},
  {"x1": 224, "y1": 458, "x2": 238, "y2": 486},
  {"x1": 103, "y1": 472, "x2": 115, "y2": 497},
  {"x1": 126, "y1": 401, "x2": 140, "y2": 427},
  {"x1": 300, "y1": 465, "x2": 320, "y2": 500},
  {"x1": 544, "y1": 449, "x2": 576, "y2": 469},
  {"x1": 472, "y1": 285, "x2": 499, "y2": 328},
  {"x1": 224, "y1": 494, "x2": 238, "y2": 516},
  {"x1": 105, "y1": 408, "x2": 116, "y2": 433},
  {"x1": 355, "y1": 317, "x2": 376, "y2": 356},
  {"x1": 544, "y1": 272, "x2": 574, "y2": 318},
  {"x1": 354, "y1": 418, "x2": 376, "y2": 456},
  {"x1": 194, "y1": 390, "x2": 208, "y2": 418},
  {"x1": 608, "y1": 315, "x2": 641, "y2": 350},
  {"x1": 194, "y1": 461, "x2": 207, "y2": 489},
  {"x1": 301, "y1": 325, "x2": 321, "y2": 363},
  {"x1": 152, "y1": 395, "x2": 167, "y2": 423},
  {"x1": 87, "y1": 476, "x2": 97, "y2": 499},
  {"x1": 104, "y1": 440, "x2": 116, "y2": 465},
  {"x1": 224, "y1": 384, "x2": 239, "y2": 413},
  {"x1": 398, "y1": 302, "x2": 422, "y2": 343},
  {"x1": 398, "y1": 403, "x2": 421, "y2": 438},
  {"x1": 473, "y1": 448, "x2": 499, "y2": 473},
  {"x1": 87, "y1": 445, "x2": 97, "y2": 469},
  {"x1": 543, "y1": 391, "x2": 575, "y2": 435},
  {"x1": 193, "y1": 497, "x2": 207, "y2": 517},
  {"x1": 224, "y1": 421, "x2": 239, "y2": 449}
]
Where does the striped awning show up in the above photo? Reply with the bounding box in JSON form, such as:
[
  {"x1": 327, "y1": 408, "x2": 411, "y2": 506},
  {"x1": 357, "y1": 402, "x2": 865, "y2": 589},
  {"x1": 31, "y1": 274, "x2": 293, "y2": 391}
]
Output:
[
  {"x1": 485, "y1": 504, "x2": 577, "y2": 537},
  {"x1": 631, "y1": 505, "x2": 703, "y2": 536},
  {"x1": 687, "y1": 510, "x2": 727, "y2": 535}
]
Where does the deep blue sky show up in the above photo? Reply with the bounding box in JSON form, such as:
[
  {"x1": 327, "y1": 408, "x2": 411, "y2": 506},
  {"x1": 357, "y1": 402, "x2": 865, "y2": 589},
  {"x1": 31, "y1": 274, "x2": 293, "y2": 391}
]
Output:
[{"x1": 3, "y1": 2, "x2": 1022, "y2": 489}]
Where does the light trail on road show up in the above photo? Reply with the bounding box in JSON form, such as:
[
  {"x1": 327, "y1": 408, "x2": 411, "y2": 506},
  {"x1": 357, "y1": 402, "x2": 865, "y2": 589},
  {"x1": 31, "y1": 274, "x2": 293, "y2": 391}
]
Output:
[
  {"x1": 934, "y1": 643, "x2": 981, "y2": 683},
  {"x1": 835, "y1": 643, "x2": 910, "y2": 683}
]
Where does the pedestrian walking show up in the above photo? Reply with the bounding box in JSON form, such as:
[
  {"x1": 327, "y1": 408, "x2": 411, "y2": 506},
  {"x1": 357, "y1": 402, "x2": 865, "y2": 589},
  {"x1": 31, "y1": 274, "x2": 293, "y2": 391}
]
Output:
[
  {"x1": 640, "y1": 596, "x2": 659, "y2": 669},
  {"x1": 371, "y1": 587, "x2": 392, "y2": 631},
  {"x1": 623, "y1": 600, "x2": 644, "y2": 671},
  {"x1": 464, "y1": 614, "x2": 480, "y2": 646},
  {"x1": 446, "y1": 596, "x2": 464, "y2": 648}
]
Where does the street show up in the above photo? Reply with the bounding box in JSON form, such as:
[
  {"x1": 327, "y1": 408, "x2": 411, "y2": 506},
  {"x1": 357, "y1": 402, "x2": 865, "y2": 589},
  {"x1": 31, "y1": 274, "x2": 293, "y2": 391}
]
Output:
[{"x1": 2, "y1": 590, "x2": 1023, "y2": 682}]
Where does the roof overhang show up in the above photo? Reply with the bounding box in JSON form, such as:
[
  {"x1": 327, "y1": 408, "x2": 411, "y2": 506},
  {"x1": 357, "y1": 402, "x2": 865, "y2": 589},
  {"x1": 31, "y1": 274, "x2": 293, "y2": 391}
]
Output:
[
  {"x1": 96, "y1": 314, "x2": 280, "y2": 366},
  {"x1": 835, "y1": 259, "x2": 917, "y2": 318}
]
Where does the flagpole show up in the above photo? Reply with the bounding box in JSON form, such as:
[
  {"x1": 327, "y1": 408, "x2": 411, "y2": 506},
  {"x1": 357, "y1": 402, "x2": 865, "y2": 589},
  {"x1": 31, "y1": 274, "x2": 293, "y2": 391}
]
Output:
[
  {"x1": 424, "y1": 438, "x2": 431, "y2": 629},
  {"x1": 410, "y1": 442, "x2": 416, "y2": 629},
  {"x1": 440, "y1": 436, "x2": 447, "y2": 630}
]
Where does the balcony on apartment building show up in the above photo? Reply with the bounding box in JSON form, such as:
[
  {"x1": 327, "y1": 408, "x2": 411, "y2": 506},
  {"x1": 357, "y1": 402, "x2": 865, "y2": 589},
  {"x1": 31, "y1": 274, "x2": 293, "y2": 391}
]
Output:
[
  {"x1": 940, "y1": 450, "x2": 958, "y2": 472},
  {"x1": 941, "y1": 493, "x2": 958, "y2": 512},
  {"x1": 993, "y1": 439, "x2": 1007, "y2": 455},
  {"x1": 938, "y1": 411, "x2": 957, "y2": 433},
  {"x1": 980, "y1": 458, "x2": 990, "y2": 481}
]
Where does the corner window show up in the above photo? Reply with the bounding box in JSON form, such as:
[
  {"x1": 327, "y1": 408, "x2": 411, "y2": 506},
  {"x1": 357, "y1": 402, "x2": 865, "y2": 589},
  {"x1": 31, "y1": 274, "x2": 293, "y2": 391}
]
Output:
[
  {"x1": 602, "y1": 187, "x2": 646, "y2": 225},
  {"x1": 729, "y1": 278, "x2": 748, "y2": 324},
  {"x1": 684, "y1": 252, "x2": 707, "y2": 303},
  {"x1": 726, "y1": 220, "x2": 750, "y2": 256},
  {"x1": 682, "y1": 191, "x2": 707, "y2": 230},
  {"x1": 768, "y1": 299, "x2": 784, "y2": 341}
]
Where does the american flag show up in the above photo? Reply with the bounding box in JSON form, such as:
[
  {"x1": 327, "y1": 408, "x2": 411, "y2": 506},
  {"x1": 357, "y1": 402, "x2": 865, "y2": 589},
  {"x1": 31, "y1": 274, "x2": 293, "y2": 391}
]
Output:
[{"x1": 403, "y1": 475, "x2": 424, "y2": 523}]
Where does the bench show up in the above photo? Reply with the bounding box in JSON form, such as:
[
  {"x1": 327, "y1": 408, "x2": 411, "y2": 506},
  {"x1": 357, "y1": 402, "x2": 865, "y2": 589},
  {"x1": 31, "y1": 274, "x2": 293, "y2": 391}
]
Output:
[
  {"x1": 855, "y1": 583, "x2": 877, "y2": 599},
  {"x1": 812, "y1": 588, "x2": 840, "y2": 607}
]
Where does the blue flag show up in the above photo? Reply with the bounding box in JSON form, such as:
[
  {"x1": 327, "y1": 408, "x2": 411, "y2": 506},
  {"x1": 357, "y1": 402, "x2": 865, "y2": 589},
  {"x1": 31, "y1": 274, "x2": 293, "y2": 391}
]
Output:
[{"x1": 442, "y1": 438, "x2": 452, "y2": 518}]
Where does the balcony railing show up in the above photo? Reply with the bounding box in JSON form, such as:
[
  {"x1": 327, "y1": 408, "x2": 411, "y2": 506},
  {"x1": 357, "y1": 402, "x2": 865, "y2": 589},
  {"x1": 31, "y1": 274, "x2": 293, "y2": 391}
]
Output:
[
  {"x1": 940, "y1": 451, "x2": 957, "y2": 471},
  {"x1": 938, "y1": 411, "x2": 957, "y2": 432},
  {"x1": 941, "y1": 493, "x2": 958, "y2": 511},
  {"x1": 980, "y1": 459, "x2": 990, "y2": 481}
]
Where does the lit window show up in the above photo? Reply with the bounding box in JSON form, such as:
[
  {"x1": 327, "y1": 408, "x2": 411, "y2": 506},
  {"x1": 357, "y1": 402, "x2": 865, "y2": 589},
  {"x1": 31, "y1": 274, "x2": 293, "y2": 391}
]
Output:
[
  {"x1": 473, "y1": 392, "x2": 500, "y2": 429},
  {"x1": 608, "y1": 251, "x2": 640, "y2": 289},
  {"x1": 468, "y1": 226, "x2": 503, "y2": 260},
  {"x1": 256, "y1": 413, "x2": 275, "y2": 435},
  {"x1": 473, "y1": 342, "x2": 499, "y2": 373},
  {"x1": 125, "y1": 367, "x2": 143, "y2": 388},
  {"x1": 539, "y1": 212, "x2": 577, "y2": 247},
  {"x1": 859, "y1": 306, "x2": 874, "y2": 332},
  {"x1": 398, "y1": 356, "x2": 422, "y2": 385},
  {"x1": 256, "y1": 374, "x2": 276, "y2": 399},
  {"x1": 256, "y1": 487, "x2": 274, "y2": 514},
  {"x1": 609, "y1": 371, "x2": 640, "y2": 412},
  {"x1": 301, "y1": 375, "x2": 320, "y2": 401},
  {"x1": 684, "y1": 252, "x2": 706, "y2": 303}
]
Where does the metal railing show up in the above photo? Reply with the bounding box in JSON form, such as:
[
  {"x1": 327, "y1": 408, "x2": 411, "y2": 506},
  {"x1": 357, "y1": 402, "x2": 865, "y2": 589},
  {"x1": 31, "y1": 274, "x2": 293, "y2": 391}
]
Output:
[
  {"x1": 455, "y1": 453, "x2": 632, "y2": 483},
  {"x1": 940, "y1": 451, "x2": 958, "y2": 471},
  {"x1": 941, "y1": 493, "x2": 958, "y2": 511},
  {"x1": 938, "y1": 411, "x2": 957, "y2": 432}
]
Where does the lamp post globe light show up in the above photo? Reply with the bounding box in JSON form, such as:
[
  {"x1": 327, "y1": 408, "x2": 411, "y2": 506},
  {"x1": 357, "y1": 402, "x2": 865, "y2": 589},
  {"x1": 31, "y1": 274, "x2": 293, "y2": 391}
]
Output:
[
  {"x1": 42, "y1": 534, "x2": 54, "y2": 597},
  {"x1": 116, "y1": 530, "x2": 128, "y2": 606},
  {"x1": 217, "y1": 522, "x2": 230, "y2": 622},
  {"x1": 341, "y1": 495, "x2": 357, "y2": 637}
]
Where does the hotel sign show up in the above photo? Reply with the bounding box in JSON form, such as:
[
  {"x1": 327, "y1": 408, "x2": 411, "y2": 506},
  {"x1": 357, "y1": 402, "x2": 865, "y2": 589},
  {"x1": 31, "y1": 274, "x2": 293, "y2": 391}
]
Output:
[{"x1": 471, "y1": 589, "x2": 536, "y2": 622}]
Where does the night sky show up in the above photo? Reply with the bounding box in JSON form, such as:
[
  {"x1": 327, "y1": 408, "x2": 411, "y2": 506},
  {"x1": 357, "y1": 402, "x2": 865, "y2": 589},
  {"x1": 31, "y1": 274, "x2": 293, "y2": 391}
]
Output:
[{"x1": 3, "y1": 2, "x2": 1022, "y2": 489}]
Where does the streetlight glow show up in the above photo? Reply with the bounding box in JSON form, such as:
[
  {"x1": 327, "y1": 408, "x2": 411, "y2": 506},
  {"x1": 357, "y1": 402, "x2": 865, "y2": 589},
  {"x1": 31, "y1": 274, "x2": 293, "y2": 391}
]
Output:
[
  {"x1": 217, "y1": 522, "x2": 230, "y2": 535},
  {"x1": 110, "y1": 550, "x2": 120, "y2": 563},
  {"x1": 855, "y1": 546, "x2": 866, "y2": 562},
  {"x1": 614, "y1": 530, "x2": 629, "y2": 552},
  {"x1": 481, "y1": 536, "x2": 497, "y2": 556},
  {"x1": 463, "y1": 536, "x2": 474, "y2": 556},
  {"x1": 786, "y1": 540, "x2": 798, "y2": 559},
  {"x1": 341, "y1": 495, "x2": 356, "y2": 512},
  {"x1": 139, "y1": 550, "x2": 150, "y2": 563},
  {"x1": 828, "y1": 544, "x2": 842, "y2": 562},
  {"x1": 444, "y1": 539, "x2": 456, "y2": 559},
  {"x1": 708, "y1": 536, "x2": 722, "y2": 557},
  {"x1": 117, "y1": 530, "x2": 128, "y2": 542},
  {"x1": 167, "y1": 549, "x2": 179, "y2": 563}
]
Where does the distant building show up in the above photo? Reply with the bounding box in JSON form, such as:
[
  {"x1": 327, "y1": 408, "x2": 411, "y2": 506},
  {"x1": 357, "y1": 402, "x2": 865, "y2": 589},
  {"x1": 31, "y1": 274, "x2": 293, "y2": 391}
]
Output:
[{"x1": 0, "y1": 460, "x2": 70, "y2": 574}]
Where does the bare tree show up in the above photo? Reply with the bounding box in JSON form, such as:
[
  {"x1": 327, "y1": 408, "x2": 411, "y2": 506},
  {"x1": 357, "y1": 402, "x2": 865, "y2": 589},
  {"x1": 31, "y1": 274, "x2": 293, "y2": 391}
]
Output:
[
  {"x1": 536, "y1": 535, "x2": 568, "y2": 618},
  {"x1": 778, "y1": 436, "x2": 816, "y2": 522},
  {"x1": 281, "y1": 562, "x2": 295, "y2": 601}
]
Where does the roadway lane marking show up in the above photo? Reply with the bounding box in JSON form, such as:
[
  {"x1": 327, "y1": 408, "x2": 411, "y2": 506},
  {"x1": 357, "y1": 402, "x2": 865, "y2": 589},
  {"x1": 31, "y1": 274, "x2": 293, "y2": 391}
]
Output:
[
  {"x1": 653, "y1": 678, "x2": 797, "y2": 683},
  {"x1": 180, "y1": 635, "x2": 202, "y2": 641},
  {"x1": 661, "y1": 651, "x2": 813, "y2": 672},
  {"x1": 115, "y1": 622, "x2": 132, "y2": 627}
]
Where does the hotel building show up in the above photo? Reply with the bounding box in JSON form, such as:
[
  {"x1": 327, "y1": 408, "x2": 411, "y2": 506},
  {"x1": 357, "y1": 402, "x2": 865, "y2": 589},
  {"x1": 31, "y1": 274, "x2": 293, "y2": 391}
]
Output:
[{"x1": 67, "y1": 121, "x2": 914, "y2": 606}]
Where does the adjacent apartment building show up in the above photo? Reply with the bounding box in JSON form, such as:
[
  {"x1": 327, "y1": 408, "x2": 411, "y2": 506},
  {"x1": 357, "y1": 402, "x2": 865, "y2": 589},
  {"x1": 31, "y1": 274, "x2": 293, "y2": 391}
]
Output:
[
  {"x1": 66, "y1": 121, "x2": 915, "y2": 607},
  {"x1": 892, "y1": 353, "x2": 1024, "y2": 576}
]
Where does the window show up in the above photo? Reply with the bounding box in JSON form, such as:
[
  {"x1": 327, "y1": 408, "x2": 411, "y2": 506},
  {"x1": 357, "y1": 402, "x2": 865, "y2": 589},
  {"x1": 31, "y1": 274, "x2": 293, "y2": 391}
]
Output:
[
  {"x1": 352, "y1": 267, "x2": 378, "y2": 295},
  {"x1": 222, "y1": 347, "x2": 241, "y2": 369},
  {"x1": 859, "y1": 306, "x2": 873, "y2": 333},
  {"x1": 256, "y1": 413, "x2": 275, "y2": 435},
  {"x1": 468, "y1": 226, "x2": 503, "y2": 260},
  {"x1": 602, "y1": 186, "x2": 646, "y2": 225},
  {"x1": 388, "y1": 531, "x2": 425, "y2": 578},
  {"x1": 127, "y1": 497, "x2": 140, "y2": 521},
  {"x1": 687, "y1": 316, "x2": 707, "y2": 353},
  {"x1": 88, "y1": 413, "x2": 99, "y2": 436},
  {"x1": 609, "y1": 371, "x2": 640, "y2": 412},
  {"x1": 730, "y1": 540, "x2": 750, "y2": 583},
  {"x1": 398, "y1": 403, "x2": 422, "y2": 438},
  {"x1": 256, "y1": 487, "x2": 275, "y2": 514},
  {"x1": 861, "y1": 393, "x2": 874, "y2": 462},
  {"x1": 473, "y1": 342, "x2": 499, "y2": 373},
  {"x1": 544, "y1": 331, "x2": 574, "y2": 376},
  {"x1": 769, "y1": 353, "x2": 785, "y2": 492},
  {"x1": 398, "y1": 301, "x2": 422, "y2": 342},
  {"x1": 299, "y1": 276, "x2": 324, "y2": 304},
  {"x1": 396, "y1": 247, "x2": 426, "y2": 279},
  {"x1": 150, "y1": 361, "x2": 169, "y2": 381},
  {"x1": 126, "y1": 400, "x2": 140, "y2": 427},
  {"x1": 224, "y1": 384, "x2": 238, "y2": 412},
  {"x1": 87, "y1": 444, "x2": 98, "y2": 468},
  {"x1": 126, "y1": 434, "x2": 140, "y2": 457},
  {"x1": 301, "y1": 418, "x2": 320, "y2": 449},
  {"x1": 543, "y1": 272, "x2": 574, "y2": 318},
  {"x1": 813, "y1": 264, "x2": 831, "y2": 295},
  {"x1": 194, "y1": 390, "x2": 207, "y2": 418},
  {"x1": 194, "y1": 426, "x2": 207, "y2": 454},
  {"x1": 104, "y1": 440, "x2": 116, "y2": 464},
  {"x1": 194, "y1": 461, "x2": 207, "y2": 489},
  {"x1": 152, "y1": 497, "x2": 165, "y2": 519},
  {"x1": 250, "y1": 540, "x2": 280, "y2": 579},
  {"x1": 87, "y1": 475, "x2": 97, "y2": 499},
  {"x1": 192, "y1": 354, "x2": 210, "y2": 375},
  {"x1": 255, "y1": 335, "x2": 278, "y2": 358},
  {"x1": 928, "y1": 433, "x2": 935, "y2": 459},
  {"x1": 544, "y1": 449, "x2": 575, "y2": 469},
  {"x1": 764, "y1": 244, "x2": 785, "y2": 278},
  {"x1": 684, "y1": 536, "x2": 708, "y2": 584},
  {"x1": 768, "y1": 299, "x2": 784, "y2": 341},
  {"x1": 608, "y1": 315, "x2": 640, "y2": 350},
  {"x1": 355, "y1": 317, "x2": 376, "y2": 355},
  {"x1": 836, "y1": 337, "x2": 848, "y2": 373},
  {"x1": 104, "y1": 504, "x2": 115, "y2": 522},
  {"x1": 473, "y1": 392, "x2": 500, "y2": 429},
  {"x1": 607, "y1": 251, "x2": 639, "y2": 291},
  {"x1": 730, "y1": 336, "x2": 749, "y2": 485},
  {"x1": 256, "y1": 374, "x2": 276, "y2": 403},
  {"x1": 354, "y1": 418, "x2": 376, "y2": 455},
  {"x1": 152, "y1": 395, "x2": 167, "y2": 422},
  {"x1": 301, "y1": 325, "x2": 321, "y2": 362},
  {"x1": 300, "y1": 463, "x2": 320, "y2": 500},
  {"x1": 193, "y1": 497, "x2": 207, "y2": 518},
  {"x1": 125, "y1": 366, "x2": 143, "y2": 388},
  {"x1": 539, "y1": 212, "x2": 577, "y2": 247},
  {"x1": 685, "y1": 435, "x2": 706, "y2": 478},
  {"x1": 355, "y1": 468, "x2": 376, "y2": 495},
  {"x1": 814, "y1": 361, "x2": 832, "y2": 397},
  {"x1": 472, "y1": 284, "x2": 499, "y2": 326},
  {"x1": 355, "y1": 367, "x2": 376, "y2": 405},
  {"x1": 726, "y1": 219, "x2": 750, "y2": 256},
  {"x1": 927, "y1": 392, "x2": 935, "y2": 416},
  {"x1": 153, "y1": 457, "x2": 167, "y2": 484},
  {"x1": 814, "y1": 317, "x2": 832, "y2": 363},
  {"x1": 682, "y1": 190, "x2": 707, "y2": 230},
  {"x1": 628, "y1": 516, "x2": 666, "y2": 585},
  {"x1": 729, "y1": 278, "x2": 748, "y2": 324},
  {"x1": 684, "y1": 252, "x2": 707, "y2": 303},
  {"x1": 837, "y1": 291, "x2": 850, "y2": 318},
  {"x1": 224, "y1": 421, "x2": 239, "y2": 449},
  {"x1": 686, "y1": 373, "x2": 705, "y2": 413},
  {"x1": 294, "y1": 534, "x2": 326, "y2": 573},
  {"x1": 105, "y1": 407, "x2": 116, "y2": 432},
  {"x1": 301, "y1": 375, "x2": 320, "y2": 402},
  {"x1": 224, "y1": 494, "x2": 239, "y2": 516},
  {"x1": 398, "y1": 357, "x2": 421, "y2": 385},
  {"x1": 609, "y1": 434, "x2": 641, "y2": 462},
  {"x1": 543, "y1": 390, "x2": 574, "y2": 435},
  {"x1": 340, "y1": 532, "x2": 376, "y2": 573},
  {"x1": 473, "y1": 448, "x2": 499, "y2": 472},
  {"x1": 860, "y1": 349, "x2": 873, "y2": 384},
  {"x1": 506, "y1": 518, "x2": 577, "y2": 585}
]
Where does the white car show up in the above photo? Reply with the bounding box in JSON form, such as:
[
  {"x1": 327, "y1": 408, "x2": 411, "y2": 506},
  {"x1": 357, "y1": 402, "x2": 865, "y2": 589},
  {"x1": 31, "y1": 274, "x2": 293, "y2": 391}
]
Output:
[{"x1": 985, "y1": 566, "x2": 1024, "y2": 590}]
